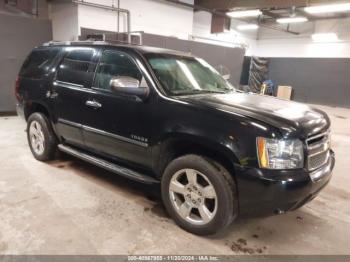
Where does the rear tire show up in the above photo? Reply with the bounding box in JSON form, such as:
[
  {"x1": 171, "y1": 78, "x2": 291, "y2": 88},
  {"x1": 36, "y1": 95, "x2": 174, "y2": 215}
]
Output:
[
  {"x1": 27, "y1": 112, "x2": 58, "y2": 161},
  {"x1": 161, "y1": 154, "x2": 238, "y2": 235}
]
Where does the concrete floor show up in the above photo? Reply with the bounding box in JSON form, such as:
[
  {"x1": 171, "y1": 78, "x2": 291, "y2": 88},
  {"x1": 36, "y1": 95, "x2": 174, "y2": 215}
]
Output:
[{"x1": 0, "y1": 104, "x2": 349, "y2": 255}]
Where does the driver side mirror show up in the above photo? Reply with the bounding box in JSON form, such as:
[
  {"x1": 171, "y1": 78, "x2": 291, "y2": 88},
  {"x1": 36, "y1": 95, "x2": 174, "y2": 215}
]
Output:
[{"x1": 110, "y1": 76, "x2": 149, "y2": 100}]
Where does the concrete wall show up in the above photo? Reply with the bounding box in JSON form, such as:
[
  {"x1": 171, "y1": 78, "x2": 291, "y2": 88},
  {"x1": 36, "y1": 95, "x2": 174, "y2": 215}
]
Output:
[
  {"x1": 0, "y1": 0, "x2": 48, "y2": 18},
  {"x1": 0, "y1": 13, "x2": 52, "y2": 112},
  {"x1": 268, "y1": 57, "x2": 350, "y2": 108},
  {"x1": 246, "y1": 18, "x2": 350, "y2": 108},
  {"x1": 37, "y1": 0, "x2": 49, "y2": 19}
]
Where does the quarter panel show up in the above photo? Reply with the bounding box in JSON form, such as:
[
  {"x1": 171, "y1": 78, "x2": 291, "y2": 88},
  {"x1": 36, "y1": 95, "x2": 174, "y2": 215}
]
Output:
[{"x1": 150, "y1": 96, "x2": 278, "y2": 170}]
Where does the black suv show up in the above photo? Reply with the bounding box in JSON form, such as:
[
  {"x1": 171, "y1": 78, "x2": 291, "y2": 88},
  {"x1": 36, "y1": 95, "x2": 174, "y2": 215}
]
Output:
[{"x1": 16, "y1": 41, "x2": 335, "y2": 235}]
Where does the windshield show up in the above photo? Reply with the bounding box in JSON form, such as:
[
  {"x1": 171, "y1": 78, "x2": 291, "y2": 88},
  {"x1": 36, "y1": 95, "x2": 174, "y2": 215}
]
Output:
[{"x1": 145, "y1": 54, "x2": 235, "y2": 96}]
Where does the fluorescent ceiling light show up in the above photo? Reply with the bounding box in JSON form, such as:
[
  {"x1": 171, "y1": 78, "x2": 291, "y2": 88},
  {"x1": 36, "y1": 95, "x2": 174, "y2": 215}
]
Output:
[
  {"x1": 277, "y1": 17, "x2": 308, "y2": 24},
  {"x1": 227, "y1": 9, "x2": 262, "y2": 18},
  {"x1": 237, "y1": 24, "x2": 259, "y2": 30},
  {"x1": 311, "y1": 33, "x2": 339, "y2": 42},
  {"x1": 305, "y1": 3, "x2": 350, "y2": 14}
]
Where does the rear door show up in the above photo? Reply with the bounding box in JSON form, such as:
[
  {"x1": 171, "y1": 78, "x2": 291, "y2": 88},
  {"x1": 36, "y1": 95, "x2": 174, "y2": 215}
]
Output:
[{"x1": 52, "y1": 47, "x2": 98, "y2": 147}]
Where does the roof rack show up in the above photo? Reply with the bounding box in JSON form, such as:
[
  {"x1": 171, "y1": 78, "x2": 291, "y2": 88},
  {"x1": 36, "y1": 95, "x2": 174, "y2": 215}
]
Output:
[
  {"x1": 91, "y1": 32, "x2": 143, "y2": 45},
  {"x1": 42, "y1": 40, "x2": 111, "y2": 47},
  {"x1": 42, "y1": 40, "x2": 137, "y2": 47},
  {"x1": 43, "y1": 32, "x2": 144, "y2": 47}
]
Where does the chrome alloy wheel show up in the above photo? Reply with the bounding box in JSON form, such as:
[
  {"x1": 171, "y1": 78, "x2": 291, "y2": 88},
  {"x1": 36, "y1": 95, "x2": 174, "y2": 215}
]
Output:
[
  {"x1": 29, "y1": 120, "x2": 45, "y2": 155},
  {"x1": 169, "y1": 169, "x2": 218, "y2": 225}
]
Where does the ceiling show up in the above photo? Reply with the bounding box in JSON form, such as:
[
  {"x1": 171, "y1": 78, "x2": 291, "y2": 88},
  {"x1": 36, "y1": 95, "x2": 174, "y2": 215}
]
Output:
[
  {"x1": 193, "y1": 0, "x2": 347, "y2": 10},
  {"x1": 165, "y1": 0, "x2": 350, "y2": 35}
]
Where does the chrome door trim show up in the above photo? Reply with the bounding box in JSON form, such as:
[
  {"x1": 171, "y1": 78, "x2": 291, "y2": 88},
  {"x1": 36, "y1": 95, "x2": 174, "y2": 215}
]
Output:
[
  {"x1": 58, "y1": 118, "x2": 82, "y2": 128},
  {"x1": 58, "y1": 119, "x2": 149, "y2": 147},
  {"x1": 83, "y1": 125, "x2": 149, "y2": 147},
  {"x1": 54, "y1": 80, "x2": 84, "y2": 89}
]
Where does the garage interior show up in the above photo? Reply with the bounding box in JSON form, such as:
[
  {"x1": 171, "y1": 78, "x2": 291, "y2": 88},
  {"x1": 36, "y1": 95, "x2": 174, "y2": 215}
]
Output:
[{"x1": 0, "y1": 0, "x2": 350, "y2": 256}]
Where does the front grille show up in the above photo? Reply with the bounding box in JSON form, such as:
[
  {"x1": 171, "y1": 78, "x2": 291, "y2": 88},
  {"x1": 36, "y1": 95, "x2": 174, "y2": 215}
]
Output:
[
  {"x1": 308, "y1": 151, "x2": 329, "y2": 170},
  {"x1": 306, "y1": 131, "x2": 331, "y2": 171}
]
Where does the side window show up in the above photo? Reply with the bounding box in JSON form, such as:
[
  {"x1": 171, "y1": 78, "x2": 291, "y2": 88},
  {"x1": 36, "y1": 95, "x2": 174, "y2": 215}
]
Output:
[
  {"x1": 20, "y1": 48, "x2": 59, "y2": 79},
  {"x1": 57, "y1": 48, "x2": 95, "y2": 86},
  {"x1": 93, "y1": 50, "x2": 142, "y2": 91}
]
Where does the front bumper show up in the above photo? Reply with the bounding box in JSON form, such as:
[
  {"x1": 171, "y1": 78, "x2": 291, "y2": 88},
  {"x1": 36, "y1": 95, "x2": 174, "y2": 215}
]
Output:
[{"x1": 235, "y1": 150, "x2": 335, "y2": 217}]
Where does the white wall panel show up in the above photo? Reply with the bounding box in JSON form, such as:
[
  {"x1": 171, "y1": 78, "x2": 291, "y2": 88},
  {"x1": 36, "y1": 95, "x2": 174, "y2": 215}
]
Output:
[
  {"x1": 49, "y1": 2, "x2": 79, "y2": 41},
  {"x1": 48, "y1": 1, "x2": 350, "y2": 58},
  {"x1": 255, "y1": 18, "x2": 350, "y2": 58},
  {"x1": 77, "y1": 0, "x2": 194, "y2": 40}
]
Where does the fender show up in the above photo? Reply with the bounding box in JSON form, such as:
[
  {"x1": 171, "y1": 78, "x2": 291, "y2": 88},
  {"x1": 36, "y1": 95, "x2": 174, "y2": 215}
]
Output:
[{"x1": 152, "y1": 131, "x2": 241, "y2": 178}]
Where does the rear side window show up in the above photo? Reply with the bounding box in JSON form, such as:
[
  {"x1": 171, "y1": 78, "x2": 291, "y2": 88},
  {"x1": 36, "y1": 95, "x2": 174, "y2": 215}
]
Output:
[
  {"x1": 20, "y1": 48, "x2": 59, "y2": 79},
  {"x1": 57, "y1": 48, "x2": 95, "y2": 86}
]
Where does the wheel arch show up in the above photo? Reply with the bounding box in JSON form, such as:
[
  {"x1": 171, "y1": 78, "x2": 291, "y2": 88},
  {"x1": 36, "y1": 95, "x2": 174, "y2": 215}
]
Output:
[
  {"x1": 24, "y1": 101, "x2": 51, "y2": 121},
  {"x1": 24, "y1": 101, "x2": 60, "y2": 142},
  {"x1": 154, "y1": 134, "x2": 239, "y2": 182}
]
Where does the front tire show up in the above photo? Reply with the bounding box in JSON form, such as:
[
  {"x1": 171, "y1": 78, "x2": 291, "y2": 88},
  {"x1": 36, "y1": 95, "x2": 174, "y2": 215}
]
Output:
[
  {"x1": 27, "y1": 112, "x2": 57, "y2": 161},
  {"x1": 161, "y1": 154, "x2": 238, "y2": 235}
]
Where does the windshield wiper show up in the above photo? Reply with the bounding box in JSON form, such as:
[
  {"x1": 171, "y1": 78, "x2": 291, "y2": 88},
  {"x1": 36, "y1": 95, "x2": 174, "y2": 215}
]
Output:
[
  {"x1": 200, "y1": 90, "x2": 227, "y2": 94},
  {"x1": 173, "y1": 90, "x2": 227, "y2": 96}
]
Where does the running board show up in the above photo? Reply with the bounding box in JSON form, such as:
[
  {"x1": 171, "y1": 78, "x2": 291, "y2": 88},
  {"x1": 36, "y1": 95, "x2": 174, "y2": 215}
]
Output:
[{"x1": 58, "y1": 144, "x2": 159, "y2": 184}]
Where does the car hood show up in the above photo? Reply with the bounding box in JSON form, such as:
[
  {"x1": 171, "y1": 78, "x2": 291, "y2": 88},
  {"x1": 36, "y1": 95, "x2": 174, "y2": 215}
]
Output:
[{"x1": 179, "y1": 92, "x2": 330, "y2": 138}]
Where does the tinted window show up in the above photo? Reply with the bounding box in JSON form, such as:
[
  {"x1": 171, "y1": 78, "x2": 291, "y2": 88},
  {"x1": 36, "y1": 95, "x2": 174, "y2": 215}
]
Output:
[
  {"x1": 93, "y1": 50, "x2": 142, "y2": 91},
  {"x1": 57, "y1": 48, "x2": 95, "y2": 86},
  {"x1": 20, "y1": 48, "x2": 59, "y2": 79}
]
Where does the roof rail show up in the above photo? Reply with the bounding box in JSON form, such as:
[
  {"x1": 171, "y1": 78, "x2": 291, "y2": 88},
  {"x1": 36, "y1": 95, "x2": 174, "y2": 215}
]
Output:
[
  {"x1": 42, "y1": 41, "x2": 70, "y2": 46},
  {"x1": 42, "y1": 40, "x2": 112, "y2": 47},
  {"x1": 42, "y1": 32, "x2": 143, "y2": 47},
  {"x1": 82, "y1": 32, "x2": 143, "y2": 45}
]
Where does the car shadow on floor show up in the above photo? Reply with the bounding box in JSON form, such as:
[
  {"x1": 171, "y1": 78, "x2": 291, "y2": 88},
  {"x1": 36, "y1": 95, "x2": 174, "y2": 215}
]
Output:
[
  {"x1": 46, "y1": 152, "x2": 324, "y2": 244},
  {"x1": 47, "y1": 152, "x2": 169, "y2": 218}
]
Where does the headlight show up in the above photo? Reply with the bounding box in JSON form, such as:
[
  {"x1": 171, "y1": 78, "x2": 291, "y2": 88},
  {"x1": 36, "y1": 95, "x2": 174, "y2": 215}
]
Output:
[{"x1": 257, "y1": 137, "x2": 304, "y2": 169}]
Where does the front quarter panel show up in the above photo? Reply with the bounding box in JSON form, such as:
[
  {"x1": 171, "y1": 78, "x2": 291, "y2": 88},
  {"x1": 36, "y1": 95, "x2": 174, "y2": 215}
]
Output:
[{"x1": 152, "y1": 96, "x2": 282, "y2": 170}]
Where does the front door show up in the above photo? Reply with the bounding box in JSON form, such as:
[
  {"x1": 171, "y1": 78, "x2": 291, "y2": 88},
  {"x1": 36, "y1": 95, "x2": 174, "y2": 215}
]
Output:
[{"x1": 83, "y1": 49, "x2": 154, "y2": 168}]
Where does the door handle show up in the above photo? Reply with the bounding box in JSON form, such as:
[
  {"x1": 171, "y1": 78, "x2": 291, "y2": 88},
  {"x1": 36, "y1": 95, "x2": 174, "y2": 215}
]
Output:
[
  {"x1": 46, "y1": 90, "x2": 59, "y2": 99},
  {"x1": 85, "y1": 100, "x2": 102, "y2": 109}
]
